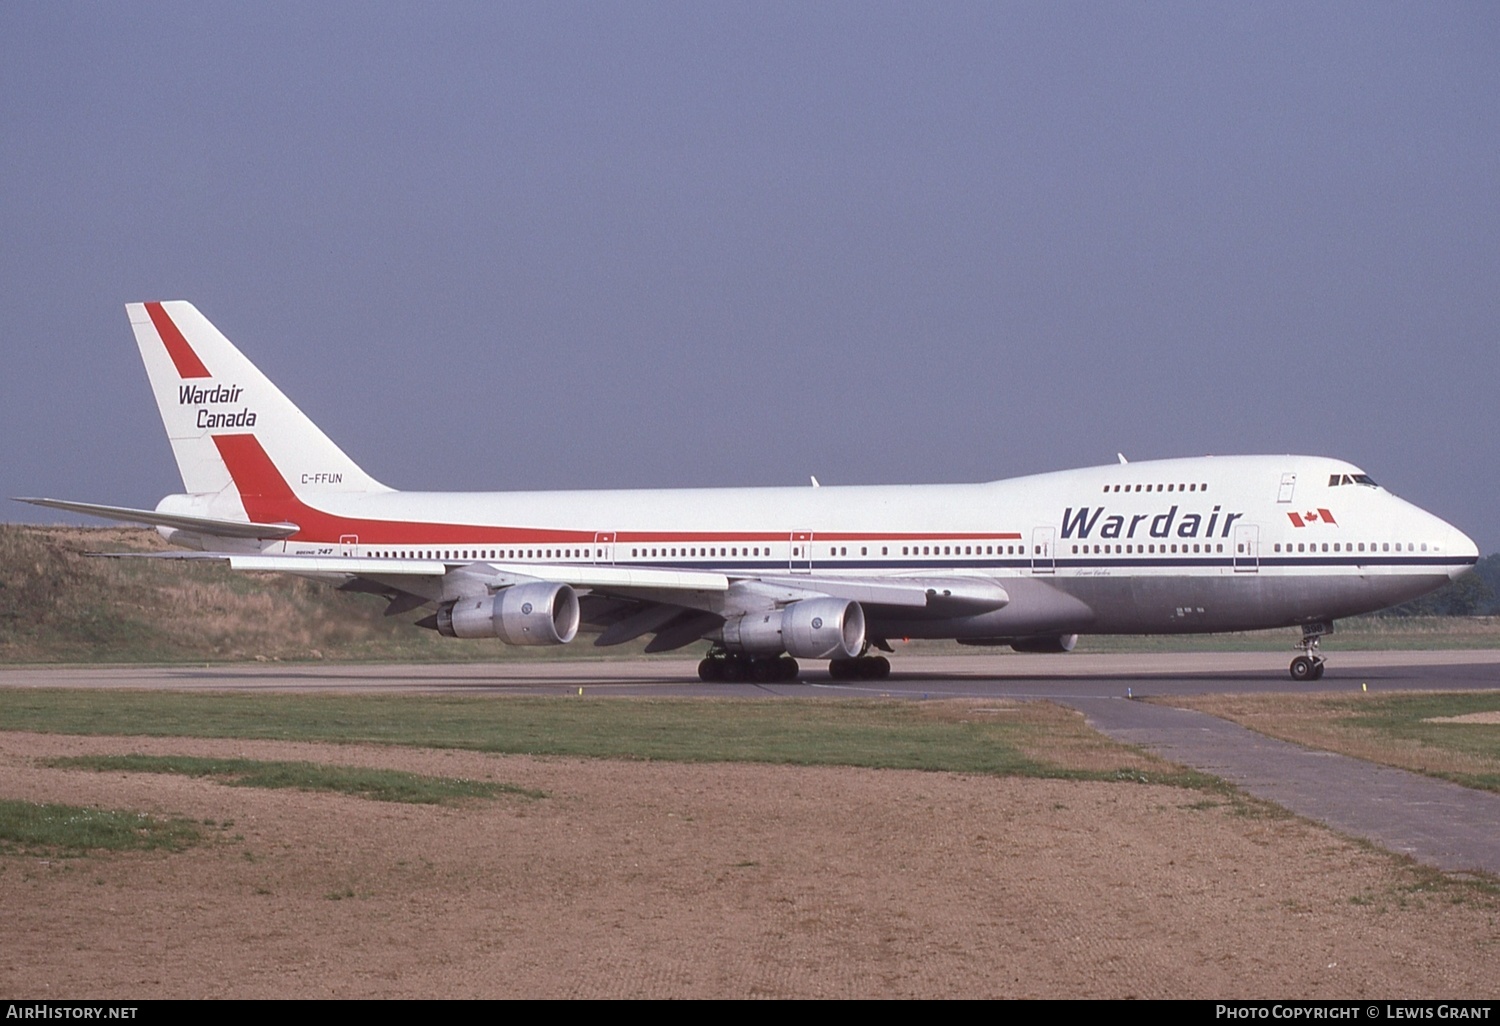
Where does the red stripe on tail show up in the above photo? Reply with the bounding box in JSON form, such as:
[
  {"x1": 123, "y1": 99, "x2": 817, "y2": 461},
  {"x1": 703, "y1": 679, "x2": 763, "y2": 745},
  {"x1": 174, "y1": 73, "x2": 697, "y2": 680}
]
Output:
[{"x1": 145, "y1": 302, "x2": 211, "y2": 379}]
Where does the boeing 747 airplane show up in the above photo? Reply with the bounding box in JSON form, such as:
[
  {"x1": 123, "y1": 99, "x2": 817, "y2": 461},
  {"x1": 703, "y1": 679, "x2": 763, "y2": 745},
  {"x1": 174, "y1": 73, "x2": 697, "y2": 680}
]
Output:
[{"x1": 19, "y1": 302, "x2": 1480, "y2": 682}]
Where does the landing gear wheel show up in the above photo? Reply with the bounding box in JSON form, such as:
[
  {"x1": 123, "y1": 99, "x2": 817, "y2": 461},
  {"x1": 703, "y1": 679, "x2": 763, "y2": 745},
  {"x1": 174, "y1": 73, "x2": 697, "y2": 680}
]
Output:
[
  {"x1": 1289, "y1": 622, "x2": 1333, "y2": 682},
  {"x1": 697, "y1": 658, "x2": 723, "y2": 683},
  {"x1": 720, "y1": 657, "x2": 747, "y2": 683},
  {"x1": 779, "y1": 657, "x2": 800, "y2": 682}
]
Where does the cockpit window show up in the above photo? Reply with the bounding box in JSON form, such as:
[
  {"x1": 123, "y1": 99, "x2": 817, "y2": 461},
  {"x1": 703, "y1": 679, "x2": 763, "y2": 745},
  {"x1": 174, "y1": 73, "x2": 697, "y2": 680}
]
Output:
[{"x1": 1329, "y1": 473, "x2": 1379, "y2": 487}]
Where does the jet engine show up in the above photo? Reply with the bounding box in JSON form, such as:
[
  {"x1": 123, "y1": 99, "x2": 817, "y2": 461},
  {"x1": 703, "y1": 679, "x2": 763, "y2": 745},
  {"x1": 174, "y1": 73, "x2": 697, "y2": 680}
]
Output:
[
  {"x1": 719, "y1": 597, "x2": 866, "y2": 659},
  {"x1": 1009, "y1": 634, "x2": 1078, "y2": 654},
  {"x1": 436, "y1": 582, "x2": 580, "y2": 645}
]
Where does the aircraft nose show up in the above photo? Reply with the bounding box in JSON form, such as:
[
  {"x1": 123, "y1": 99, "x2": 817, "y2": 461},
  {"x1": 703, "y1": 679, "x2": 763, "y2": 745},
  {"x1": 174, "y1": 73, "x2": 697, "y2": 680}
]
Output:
[{"x1": 1445, "y1": 523, "x2": 1480, "y2": 579}]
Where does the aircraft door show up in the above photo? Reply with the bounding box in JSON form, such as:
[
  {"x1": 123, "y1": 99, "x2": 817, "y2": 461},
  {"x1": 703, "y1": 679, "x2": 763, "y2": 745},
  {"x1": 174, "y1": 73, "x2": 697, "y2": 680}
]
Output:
[
  {"x1": 1234, "y1": 524, "x2": 1260, "y2": 572},
  {"x1": 789, "y1": 531, "x2": 813, "y2": 573},
  {"x1": 339, "y1": 533, "x2": 358, "y2": 556},
  {"x1": 1277, "y1": 473, "x2": 1297, "y2": 503},
  {"x1": 593, "y1": 532, "x2": 615, "y2": 565},
  {"x1": 1030, "y1": 527, "x2": 1056, "y2": 575}
]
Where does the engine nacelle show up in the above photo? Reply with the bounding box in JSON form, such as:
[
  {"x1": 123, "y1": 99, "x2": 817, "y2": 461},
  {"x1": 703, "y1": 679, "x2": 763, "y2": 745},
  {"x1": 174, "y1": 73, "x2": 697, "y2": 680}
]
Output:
[
  {"x1": 436, "y1": 582, "x2": 580, "y2": 646},
  {"x1": 721, "y1": 598, "x2": 866, "y2": 659},
  {"x1": 1009, "y1": 634, "x2": 1078, "y2": 654}
]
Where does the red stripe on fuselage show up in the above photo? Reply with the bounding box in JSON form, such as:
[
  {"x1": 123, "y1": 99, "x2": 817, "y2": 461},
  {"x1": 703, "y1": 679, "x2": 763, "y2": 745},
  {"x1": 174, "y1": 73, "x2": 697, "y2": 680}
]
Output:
[
  {"x1": 616, "y1": 531, "x2": 1024, "y2": 543},
  {"x1": 213, "y1": 434, "x2": 591, "y2": 544},
  {"x1": 145, "y1": 302, "x2": 211, "y2": 379},
  {"x1": 211, "y1": 434, "x2": 1026, "y2": 547}
]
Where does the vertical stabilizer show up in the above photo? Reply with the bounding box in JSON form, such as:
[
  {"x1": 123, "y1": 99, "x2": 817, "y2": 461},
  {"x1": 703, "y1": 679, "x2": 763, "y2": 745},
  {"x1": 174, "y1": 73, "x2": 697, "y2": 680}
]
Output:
[{"x1": 127, "y1": 302, "x2": 389, "y2": 515}]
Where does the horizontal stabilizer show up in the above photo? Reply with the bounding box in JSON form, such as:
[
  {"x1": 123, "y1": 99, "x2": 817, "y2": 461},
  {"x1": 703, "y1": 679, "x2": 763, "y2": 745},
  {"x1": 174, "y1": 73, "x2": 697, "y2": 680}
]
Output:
[{"x1": 14, "y1": 497, "x2": 299, "y2": 540}]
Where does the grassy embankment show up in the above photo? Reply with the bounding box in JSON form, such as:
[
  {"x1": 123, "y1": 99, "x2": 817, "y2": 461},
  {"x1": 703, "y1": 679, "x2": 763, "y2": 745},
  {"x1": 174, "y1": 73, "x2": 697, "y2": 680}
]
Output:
[
  {"x1": 3, "y1": 524, "x2": 1497, "y2": 664},
  {"x1": 0, "y1": 524, "x2": 622, "y2": 664}
]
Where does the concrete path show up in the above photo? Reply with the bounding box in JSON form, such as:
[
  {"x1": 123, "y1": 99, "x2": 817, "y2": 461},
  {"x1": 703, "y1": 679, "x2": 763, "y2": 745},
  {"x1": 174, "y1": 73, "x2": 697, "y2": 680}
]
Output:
[{"x1": 1063, "y1": 696, "x2": 1500, "y2": 877}]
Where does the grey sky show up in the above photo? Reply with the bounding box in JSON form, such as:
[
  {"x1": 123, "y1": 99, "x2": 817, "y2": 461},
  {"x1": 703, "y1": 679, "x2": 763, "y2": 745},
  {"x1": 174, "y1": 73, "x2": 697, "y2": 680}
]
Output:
[{"x1": 3, "y1": 2, "x2": 1497, "y2": 551}]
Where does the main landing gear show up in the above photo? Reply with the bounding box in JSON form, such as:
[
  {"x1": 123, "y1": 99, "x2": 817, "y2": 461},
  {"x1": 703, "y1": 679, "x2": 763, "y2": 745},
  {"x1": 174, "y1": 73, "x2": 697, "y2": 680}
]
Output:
[
  {"x1": 698, "y1": 652, "x2": 800, "y2": 683},
  {"x1": 1289, "y1": 622, "x2": 1331, "y2": 682},
  {"x1": 696, "y1": 648, "x2": 893, "y2": 683}
]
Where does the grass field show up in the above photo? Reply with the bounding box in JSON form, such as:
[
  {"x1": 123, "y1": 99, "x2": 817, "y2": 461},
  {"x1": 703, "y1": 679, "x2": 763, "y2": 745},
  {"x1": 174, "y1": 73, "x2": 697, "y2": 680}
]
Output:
[
  {"x1": 41, "y1": 754, "x2": 544, "y2": 804},
  {"x1": 0, "y1": 688, "x2": 1199, "y2": 784},
  {"x1": 1163, "y1": 690, "x2": 1500, "y2": 793},
  {"x1": 0, "y1": 687, "x2": 1236, "y2": 861},
  {"x1": 0, "y1": 798, "x2": 204, "y2": 855}
]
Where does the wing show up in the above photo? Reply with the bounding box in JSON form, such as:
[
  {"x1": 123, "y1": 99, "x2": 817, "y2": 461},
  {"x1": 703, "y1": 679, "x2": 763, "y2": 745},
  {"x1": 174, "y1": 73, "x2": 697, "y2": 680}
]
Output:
[{"x1": 97, "y1": 551, "x2": 1009, "y2": 652}]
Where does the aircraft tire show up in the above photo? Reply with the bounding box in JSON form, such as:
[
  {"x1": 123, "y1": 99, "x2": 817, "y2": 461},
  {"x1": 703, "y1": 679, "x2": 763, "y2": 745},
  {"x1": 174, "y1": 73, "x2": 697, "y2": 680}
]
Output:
[
  {"x1": 698, "y1": 658, "x2": 723, "y2": 683},
  {"x1": 1290, "y1": 656, "x2": 1316, "y2": 682}
]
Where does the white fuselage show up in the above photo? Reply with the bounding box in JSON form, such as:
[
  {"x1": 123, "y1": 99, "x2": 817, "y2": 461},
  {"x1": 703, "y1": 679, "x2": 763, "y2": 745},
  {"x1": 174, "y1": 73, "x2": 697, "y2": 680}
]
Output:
[{"x1": 221, "y1": 453, "x2": 1474, "y2": 641}]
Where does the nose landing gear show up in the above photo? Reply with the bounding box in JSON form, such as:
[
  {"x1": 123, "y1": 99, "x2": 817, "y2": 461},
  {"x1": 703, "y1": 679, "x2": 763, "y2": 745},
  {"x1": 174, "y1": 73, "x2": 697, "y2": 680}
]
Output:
[{"x1": 1289, "y1": 622, "x2": 1331, "y2": 681}]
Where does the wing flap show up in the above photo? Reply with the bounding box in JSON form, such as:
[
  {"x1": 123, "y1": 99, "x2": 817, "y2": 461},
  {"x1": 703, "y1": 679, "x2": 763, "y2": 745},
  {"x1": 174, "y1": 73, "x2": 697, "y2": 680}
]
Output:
[{"x1": 749, "y1": 575, "x2": 1010, "y2": 613}]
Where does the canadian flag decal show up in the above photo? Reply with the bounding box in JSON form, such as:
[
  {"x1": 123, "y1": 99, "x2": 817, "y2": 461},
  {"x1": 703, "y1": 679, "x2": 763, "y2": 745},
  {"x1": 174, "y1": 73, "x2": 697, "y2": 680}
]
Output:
[{"x1": 1287, "y1": 509, "x2": 1337, "y2": 528}]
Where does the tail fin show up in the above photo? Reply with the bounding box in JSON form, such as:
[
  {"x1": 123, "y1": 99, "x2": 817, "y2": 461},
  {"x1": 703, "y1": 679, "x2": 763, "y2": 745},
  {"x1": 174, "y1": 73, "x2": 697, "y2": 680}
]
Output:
[{"x1": 127, "y1": 302, "x2": 389, "y2": 516}]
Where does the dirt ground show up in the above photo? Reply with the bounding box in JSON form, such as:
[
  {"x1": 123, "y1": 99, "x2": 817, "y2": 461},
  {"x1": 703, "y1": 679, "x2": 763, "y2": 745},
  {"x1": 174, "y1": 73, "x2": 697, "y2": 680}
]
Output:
[{"x1": 2, "y1": 730, "x2": 1497, "y2": 999}]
